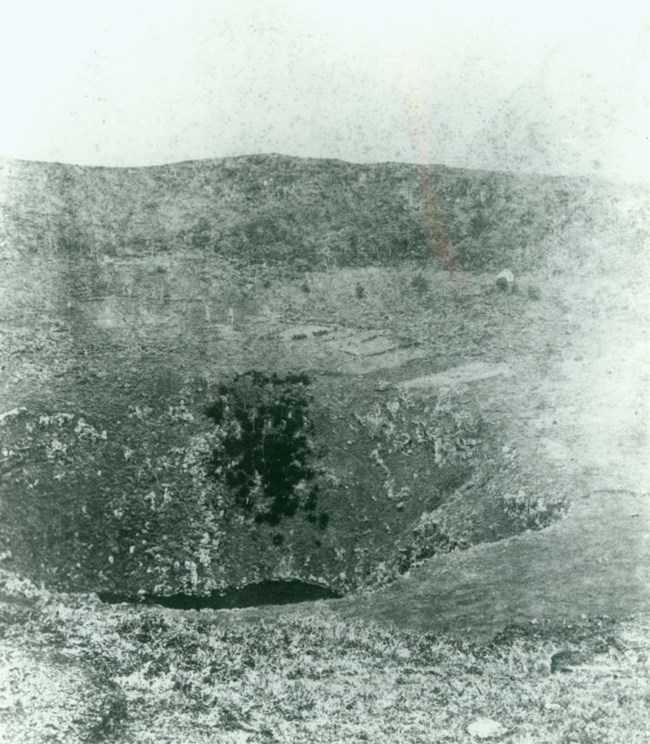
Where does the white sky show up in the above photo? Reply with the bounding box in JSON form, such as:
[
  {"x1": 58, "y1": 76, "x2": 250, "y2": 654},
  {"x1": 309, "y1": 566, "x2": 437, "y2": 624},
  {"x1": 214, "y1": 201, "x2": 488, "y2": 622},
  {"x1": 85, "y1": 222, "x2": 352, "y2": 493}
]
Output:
[{"x1": 0, "y1": 0, "x2": 649, "y2": 181}]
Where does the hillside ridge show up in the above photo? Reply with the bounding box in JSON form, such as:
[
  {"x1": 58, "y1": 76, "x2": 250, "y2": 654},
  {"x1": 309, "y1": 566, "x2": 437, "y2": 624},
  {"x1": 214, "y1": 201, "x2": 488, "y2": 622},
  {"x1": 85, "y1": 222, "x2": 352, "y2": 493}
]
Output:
[{"x1": 1, "y1": 152, "x2": 647, "y2": 271}]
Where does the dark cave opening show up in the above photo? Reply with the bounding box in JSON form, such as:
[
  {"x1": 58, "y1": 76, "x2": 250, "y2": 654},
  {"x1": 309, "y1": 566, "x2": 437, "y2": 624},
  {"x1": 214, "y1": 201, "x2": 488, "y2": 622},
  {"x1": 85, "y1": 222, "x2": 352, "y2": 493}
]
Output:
[{"x1": 96, "y1": 579, "x2": 342, "y2": 610}]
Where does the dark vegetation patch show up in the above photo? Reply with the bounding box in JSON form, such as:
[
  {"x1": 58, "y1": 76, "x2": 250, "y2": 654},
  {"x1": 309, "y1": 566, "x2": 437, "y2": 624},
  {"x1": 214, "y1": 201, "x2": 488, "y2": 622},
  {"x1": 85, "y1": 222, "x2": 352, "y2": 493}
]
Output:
[
  {"x1": 97, "y1": 579, "x2": 341, "y2": 610},
  {"x1": 204, "y1": 371, "x2": 328, "y2": 527},
  {"x1": 411, "y1": 272, "x2": 431, "y2": 295}
]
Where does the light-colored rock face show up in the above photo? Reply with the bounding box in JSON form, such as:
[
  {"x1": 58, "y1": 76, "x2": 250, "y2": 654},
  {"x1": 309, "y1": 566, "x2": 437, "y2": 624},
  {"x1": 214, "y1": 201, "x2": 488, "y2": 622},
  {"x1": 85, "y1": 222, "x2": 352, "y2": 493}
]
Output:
[
  {"x1": 467, "y1": 718, "x2": 508, "y2": 740},
  {"x1": 552, "y1": 324, "x2": 650, "y2": 493}
]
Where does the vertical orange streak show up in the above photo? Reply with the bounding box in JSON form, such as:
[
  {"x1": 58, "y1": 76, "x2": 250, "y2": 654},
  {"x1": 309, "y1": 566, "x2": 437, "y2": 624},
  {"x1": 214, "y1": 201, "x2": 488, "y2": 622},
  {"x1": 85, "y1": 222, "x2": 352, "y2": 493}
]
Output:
[{"x1": 400, "y1": 60, "x2": 463, "y2": 271}]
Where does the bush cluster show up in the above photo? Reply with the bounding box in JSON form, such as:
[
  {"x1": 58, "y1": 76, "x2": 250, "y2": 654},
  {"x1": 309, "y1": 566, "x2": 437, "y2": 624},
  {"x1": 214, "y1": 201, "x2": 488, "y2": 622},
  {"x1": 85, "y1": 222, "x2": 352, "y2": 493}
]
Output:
[{"x1": 204, "y1": 371, "x2": 327, "y2": 527}]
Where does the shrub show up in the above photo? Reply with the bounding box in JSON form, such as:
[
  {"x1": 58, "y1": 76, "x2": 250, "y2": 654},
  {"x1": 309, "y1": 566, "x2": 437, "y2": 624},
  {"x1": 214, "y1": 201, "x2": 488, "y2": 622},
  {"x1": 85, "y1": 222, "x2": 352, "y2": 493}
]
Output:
[
  {"x1": 527, "y1": 284, "x2": 542, "y2": 300},
  {"x1": 411, "y1": 273, "x2": 430, "y2": 295}
]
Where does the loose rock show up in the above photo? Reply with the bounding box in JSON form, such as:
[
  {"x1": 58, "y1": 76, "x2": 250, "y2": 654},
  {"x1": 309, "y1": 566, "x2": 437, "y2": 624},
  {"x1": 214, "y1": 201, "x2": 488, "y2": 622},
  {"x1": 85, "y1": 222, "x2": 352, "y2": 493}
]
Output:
[
  {"x1": 467, "y1": 718, "x2": 507, "y2": 739},
  {"x1": 496, "y1": 269, "x2": 515, "y2": 292}
]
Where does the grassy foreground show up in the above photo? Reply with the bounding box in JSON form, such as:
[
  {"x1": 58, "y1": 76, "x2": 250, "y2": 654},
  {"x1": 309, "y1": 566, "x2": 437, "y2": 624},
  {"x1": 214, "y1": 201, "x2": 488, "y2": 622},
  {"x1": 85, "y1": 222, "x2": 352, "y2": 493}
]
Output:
[{"x1": 1, "y1": 574, "x2": 649, "y2": 743}]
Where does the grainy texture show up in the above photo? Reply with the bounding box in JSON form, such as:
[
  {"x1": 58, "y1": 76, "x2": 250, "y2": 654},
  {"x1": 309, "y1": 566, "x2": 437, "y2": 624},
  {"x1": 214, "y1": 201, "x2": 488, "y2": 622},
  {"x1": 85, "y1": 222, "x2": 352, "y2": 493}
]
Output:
[
  {"x1": 2, "y1": 154, "x2": 650, "y2": 742},
  {"x1": 1, "y1": 578, "x2": 650, "y2": 743}
]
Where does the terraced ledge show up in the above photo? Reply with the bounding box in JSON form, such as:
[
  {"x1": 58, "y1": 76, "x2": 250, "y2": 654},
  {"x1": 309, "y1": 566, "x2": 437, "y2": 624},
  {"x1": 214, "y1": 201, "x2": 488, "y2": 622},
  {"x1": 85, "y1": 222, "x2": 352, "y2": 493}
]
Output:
[{"x1": 398, "y1": 361, "x2": 512, "y2": 389}]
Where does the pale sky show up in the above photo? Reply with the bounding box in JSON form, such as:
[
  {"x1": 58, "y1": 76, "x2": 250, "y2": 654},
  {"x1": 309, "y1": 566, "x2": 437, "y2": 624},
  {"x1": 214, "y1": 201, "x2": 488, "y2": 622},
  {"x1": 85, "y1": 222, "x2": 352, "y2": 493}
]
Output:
[{"x1": 0, "y1": 0, "x2": 649, "y2": 181}]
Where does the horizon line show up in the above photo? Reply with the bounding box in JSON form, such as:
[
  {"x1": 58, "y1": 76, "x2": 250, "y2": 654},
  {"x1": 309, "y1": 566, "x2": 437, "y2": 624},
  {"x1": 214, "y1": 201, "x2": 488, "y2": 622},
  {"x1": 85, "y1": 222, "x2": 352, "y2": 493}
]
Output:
[{"x1": 0, "y1": 150, "x2": 638, "y2": 187}]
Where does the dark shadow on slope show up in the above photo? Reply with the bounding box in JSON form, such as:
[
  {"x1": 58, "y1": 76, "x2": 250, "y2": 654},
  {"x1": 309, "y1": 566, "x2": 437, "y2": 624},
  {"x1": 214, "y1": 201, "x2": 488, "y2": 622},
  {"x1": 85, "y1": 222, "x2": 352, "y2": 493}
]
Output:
[{"x1": 97, "y1": 579, "x2": 341, "y2": 610}]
